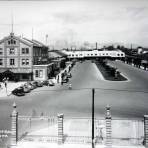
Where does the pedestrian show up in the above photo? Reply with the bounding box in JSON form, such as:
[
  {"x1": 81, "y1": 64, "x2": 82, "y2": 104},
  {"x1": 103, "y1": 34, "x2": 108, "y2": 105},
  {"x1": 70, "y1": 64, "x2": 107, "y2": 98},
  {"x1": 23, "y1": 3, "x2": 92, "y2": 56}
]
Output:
[
  {"x1": 2, "y1": 77, "x2": 6, "y2": 83},
  {"x1": 69, "y1": 83, "x2": 72, "y2": 90},
  {"x1": 0, "y1": 83, "x2": 2, "y2": 89},
  {"x1": 4, "y1": 80, "x2": 7, "y2": 88}
]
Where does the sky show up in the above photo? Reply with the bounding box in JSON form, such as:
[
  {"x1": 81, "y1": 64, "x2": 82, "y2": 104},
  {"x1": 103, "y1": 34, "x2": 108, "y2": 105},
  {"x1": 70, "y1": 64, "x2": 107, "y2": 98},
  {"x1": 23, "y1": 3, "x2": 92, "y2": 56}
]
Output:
[{"x1": 0, "y1": 0, "x2": 148, "y2": 49}]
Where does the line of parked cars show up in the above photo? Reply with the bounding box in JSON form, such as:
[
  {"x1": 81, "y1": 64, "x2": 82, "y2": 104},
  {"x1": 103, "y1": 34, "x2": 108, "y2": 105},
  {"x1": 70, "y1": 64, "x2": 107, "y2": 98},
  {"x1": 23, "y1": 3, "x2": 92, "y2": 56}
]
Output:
[{"x1": 12, "y1": 79, "x2": 55, "y2": 96}]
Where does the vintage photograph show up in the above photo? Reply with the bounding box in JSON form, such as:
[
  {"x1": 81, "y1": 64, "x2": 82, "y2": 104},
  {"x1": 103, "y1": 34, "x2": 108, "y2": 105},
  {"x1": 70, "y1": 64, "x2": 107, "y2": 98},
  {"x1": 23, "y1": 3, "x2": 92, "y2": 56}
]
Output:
[{"x1": 0, "y1": 0, "x2": 148, "y2": 148}]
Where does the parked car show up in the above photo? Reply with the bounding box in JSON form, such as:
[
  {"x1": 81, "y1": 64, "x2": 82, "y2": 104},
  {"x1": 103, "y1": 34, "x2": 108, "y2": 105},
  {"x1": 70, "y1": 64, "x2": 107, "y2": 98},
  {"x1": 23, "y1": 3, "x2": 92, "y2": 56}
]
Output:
[
  {"x1": 23, "y1": 84, "x2": 31, "y2": 93},
  {"x1": 12, "y1": 87, "x2": 25, "y2": 96},
  {"x1": 26, "y1": 82, "x2": 35, "y2": 90},
  {"x1": 48, "y1": 80, "x2": 55, "y2": 86},
  {"x1": 32, "y1": 81, "x2": 39, "y2": 88},
  {"x1": 42, "y1": 80, "x2": 49, "y2": 86},
  {"x1": 36, "y1": 81, "x2": 44, "y2": 87}
]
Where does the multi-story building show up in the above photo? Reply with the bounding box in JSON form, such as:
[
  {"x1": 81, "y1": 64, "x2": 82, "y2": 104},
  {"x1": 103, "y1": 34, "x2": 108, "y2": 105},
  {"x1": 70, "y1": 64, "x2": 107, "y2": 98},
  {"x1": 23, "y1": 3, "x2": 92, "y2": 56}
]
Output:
[{"x1": 0, "y1": 32, "x2": 52, "y2": 81}]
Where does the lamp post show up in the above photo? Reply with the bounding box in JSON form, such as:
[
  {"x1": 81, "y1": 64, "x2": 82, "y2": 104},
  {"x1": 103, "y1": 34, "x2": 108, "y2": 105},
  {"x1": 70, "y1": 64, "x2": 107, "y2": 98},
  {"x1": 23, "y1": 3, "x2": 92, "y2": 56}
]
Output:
[{"x1": 92, "y1": 88, "x2": 95, "y2": 148}]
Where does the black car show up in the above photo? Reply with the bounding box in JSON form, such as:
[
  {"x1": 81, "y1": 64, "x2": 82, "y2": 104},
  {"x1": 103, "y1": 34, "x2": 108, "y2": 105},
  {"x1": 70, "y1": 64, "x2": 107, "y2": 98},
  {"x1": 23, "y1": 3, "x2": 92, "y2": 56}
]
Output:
[
  {"x1": 12, "y1": 87, "x2": 25, "y2": 96},
  {"x1": 42, "y1": 80, "x2": 49, "y2": 86}
]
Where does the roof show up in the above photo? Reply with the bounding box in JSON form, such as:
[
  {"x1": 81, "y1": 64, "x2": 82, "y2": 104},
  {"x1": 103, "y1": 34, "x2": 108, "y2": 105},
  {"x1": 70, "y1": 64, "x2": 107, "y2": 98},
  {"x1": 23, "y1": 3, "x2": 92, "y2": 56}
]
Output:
[
  {"x1": 0, "y1": 33, "x2": 46, "y2": 48},
  {"x1": 48, "y1": 50, "x2": 67, "y2": 58},
  {"x1": 0, "y1": 33, "x2": 33, "y2": 46},
  {"x1": 23, "y1": 38, "x2": 47, "y2": 47}
]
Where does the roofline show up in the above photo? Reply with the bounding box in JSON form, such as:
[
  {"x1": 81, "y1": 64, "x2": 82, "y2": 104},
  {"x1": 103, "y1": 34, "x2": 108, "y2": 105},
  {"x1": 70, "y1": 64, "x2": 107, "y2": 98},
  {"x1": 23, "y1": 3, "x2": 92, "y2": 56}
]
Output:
[{"x1": 0, "y1": 34, "x2": 33, "y2": 46}]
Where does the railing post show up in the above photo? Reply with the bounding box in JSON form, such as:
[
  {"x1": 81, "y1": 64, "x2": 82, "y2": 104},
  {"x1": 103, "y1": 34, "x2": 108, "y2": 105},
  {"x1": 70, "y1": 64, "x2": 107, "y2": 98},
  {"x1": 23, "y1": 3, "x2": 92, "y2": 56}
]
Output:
[
  {"x1": 144, "y1": 115, "x2": 148, "y2": 147},
  {"x1": 105, "y1": 105, "x2": 112, "y2": 147},
  {"x1": 57, "y1": 114, "x2": 64, "y2": 144},
  {"x1": 11, "y1": 102, "x2": 18, "y2": 147}
]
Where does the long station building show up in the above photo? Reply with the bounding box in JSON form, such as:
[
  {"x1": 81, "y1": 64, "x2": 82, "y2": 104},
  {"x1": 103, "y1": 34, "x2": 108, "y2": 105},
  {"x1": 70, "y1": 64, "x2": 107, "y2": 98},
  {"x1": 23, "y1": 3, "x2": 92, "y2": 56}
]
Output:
[{"x1": 62, "y1": 49, "x2": 125, "y2": 59}]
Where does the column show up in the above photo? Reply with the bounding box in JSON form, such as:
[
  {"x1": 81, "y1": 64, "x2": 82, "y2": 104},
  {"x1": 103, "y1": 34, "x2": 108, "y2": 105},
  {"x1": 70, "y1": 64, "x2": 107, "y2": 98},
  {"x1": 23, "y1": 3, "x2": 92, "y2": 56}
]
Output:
[
  {"x1": 105, "y1": 105, "x2": 112, "y2": 147},
  {"x1": 144, "y1": 115, "x2": 148, "y2": 146},
  {"x1": 11, "y1": 102, "x2": 18, "y2": 147},
  {"x1": 57, "y1": 114, "x2": 64, "y2": 144}
]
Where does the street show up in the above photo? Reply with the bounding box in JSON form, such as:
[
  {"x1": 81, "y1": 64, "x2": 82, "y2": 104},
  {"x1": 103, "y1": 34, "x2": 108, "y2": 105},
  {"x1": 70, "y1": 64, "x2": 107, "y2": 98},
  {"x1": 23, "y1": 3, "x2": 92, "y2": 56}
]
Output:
[{"x1": 0, "y1": 60, "x2": 148, "y2": 131}]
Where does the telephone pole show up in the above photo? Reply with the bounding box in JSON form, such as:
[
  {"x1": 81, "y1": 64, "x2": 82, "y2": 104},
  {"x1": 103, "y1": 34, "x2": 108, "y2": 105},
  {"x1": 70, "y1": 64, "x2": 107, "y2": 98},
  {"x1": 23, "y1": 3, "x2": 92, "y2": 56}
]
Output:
[{"x1": 92, "y1": 88, "x2": 95, "y2": 148}]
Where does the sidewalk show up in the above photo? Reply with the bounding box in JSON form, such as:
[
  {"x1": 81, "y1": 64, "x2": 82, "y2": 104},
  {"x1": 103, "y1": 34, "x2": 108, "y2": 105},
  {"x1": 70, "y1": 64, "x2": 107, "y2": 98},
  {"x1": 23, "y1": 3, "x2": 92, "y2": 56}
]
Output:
[{"x1": 0, "y1": 81, "x2": 26, "y2": 98}]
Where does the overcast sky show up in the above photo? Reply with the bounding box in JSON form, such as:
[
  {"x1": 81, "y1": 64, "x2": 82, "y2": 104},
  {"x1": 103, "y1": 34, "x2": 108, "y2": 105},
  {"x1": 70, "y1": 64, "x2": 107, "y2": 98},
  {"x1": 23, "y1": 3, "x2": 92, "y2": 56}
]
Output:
[{"x1": 0, "y1": 0, "x2": 148, "y2": 48}]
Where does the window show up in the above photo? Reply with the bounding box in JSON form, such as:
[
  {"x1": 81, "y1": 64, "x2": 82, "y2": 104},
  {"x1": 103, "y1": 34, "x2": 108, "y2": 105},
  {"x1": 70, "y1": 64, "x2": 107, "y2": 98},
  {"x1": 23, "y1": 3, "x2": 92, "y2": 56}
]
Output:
[
  {"x1": 22, "y1": 59, "x2": 26, "y2": 65},
  {"x1": 22, "y1": 59, "x2": 29, "y2": 65},
  {"x1": 10, "y1": 59, "x2": 15, "y2": 65},
  {"x1": 0, "y1": 48, "x2": 3, "y2": 55},
  {"x1": 39, "y1": 70, "x2": 43, "y2": 78},
  {"x1": 35, "y1": 70, "x2": 43, "y2": 78},
  {"x1": 0, "y1": 59, "x2": 3, "y2": 66},
  {"x1": 117, "y1": 54, "x2": 120, "y2": 56},
  {"x1": 26, "y1": 59, "x2": 29, "y2": 65},
  {"x1": 8, "y1": 39, "x2": 16, "y2": 45},
  {"x1": 9, "y1": 48, "x2": 15, "y2": 54},
  {"x1": 22, "y1": 48, "x2": 29, "y2": 54},
  {"x1": 35, "y1": 70, "x2": 39, "y2": 77}
]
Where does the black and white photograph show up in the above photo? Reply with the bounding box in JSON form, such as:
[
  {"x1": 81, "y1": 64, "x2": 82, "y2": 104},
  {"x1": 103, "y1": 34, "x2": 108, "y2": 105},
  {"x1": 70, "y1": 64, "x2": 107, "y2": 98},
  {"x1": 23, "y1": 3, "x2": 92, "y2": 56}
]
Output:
[{"x1": 0, "y1": 0, "x2": 148, "y2": 148}]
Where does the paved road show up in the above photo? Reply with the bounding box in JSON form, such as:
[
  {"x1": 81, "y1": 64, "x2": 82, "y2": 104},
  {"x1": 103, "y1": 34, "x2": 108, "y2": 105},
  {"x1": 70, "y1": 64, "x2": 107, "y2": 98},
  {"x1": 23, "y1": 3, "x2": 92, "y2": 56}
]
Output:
[{"x1": 0, "y1": 60, "x2": 148, "y2": 131}]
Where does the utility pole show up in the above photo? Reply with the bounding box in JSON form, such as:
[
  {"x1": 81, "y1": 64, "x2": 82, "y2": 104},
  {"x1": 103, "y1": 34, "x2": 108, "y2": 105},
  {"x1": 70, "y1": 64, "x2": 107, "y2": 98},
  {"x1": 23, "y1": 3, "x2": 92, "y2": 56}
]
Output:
[
  {"x1": 46, "y1": 34, "x2": 48, "y2": 45},
  {"x1": 96, "y1": 42, "x2": 98, "y2": 50},
  {"x1": 131, "y1": 44, "x2": 132, "y2": 50},
  {"x1": 11, "y1": 12, "x2": 14, "y2": 33},
  {"x1": 32, "y1": 28, "x2": 34, "y2": 40},
  {"x1": 92, "y1": 88, "x2": 95, "y2": 148}
]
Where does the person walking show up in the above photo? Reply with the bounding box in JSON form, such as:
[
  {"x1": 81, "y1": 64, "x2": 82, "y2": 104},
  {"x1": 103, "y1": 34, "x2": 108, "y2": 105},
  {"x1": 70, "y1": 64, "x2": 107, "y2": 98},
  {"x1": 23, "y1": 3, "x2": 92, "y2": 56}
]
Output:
[
  {"x1": 69, "y1": 83, "x2": 72, "y2": 90},
  {"x1": 0, "y1": 82, "x2": 2, "y2": 89}
]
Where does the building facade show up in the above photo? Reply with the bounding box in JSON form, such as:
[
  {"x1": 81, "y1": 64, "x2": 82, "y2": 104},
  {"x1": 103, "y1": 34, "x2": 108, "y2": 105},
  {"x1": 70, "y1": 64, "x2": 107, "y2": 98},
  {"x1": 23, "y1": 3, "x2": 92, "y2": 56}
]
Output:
[
  {"x1": 0, "y1": 32, "x2": 50, "y2": 81},
  {"x1": 62, "y1": 49, "x2": 125, "y2": 59}
]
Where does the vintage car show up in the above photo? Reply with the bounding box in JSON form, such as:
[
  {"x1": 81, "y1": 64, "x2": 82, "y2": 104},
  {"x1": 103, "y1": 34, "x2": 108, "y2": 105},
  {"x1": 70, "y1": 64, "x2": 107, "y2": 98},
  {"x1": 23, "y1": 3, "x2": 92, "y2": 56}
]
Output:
[{"x1": 12, "y1": 87, "x2": 25, "y2": 96}]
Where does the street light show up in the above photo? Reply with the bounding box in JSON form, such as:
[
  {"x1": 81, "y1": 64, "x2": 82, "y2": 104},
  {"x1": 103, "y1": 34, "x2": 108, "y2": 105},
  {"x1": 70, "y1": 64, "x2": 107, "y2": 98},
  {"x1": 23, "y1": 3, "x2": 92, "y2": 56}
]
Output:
[{"x1": 92, "y1": 88, "x2": 95, "y2": 148}]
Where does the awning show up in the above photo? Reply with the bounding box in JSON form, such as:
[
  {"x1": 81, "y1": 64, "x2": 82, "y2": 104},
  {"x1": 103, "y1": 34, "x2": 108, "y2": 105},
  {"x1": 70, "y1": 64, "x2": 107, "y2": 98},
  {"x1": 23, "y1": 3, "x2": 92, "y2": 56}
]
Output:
[{"x1": 0, "y1": 69, "x2": 32, "y2": 74}]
